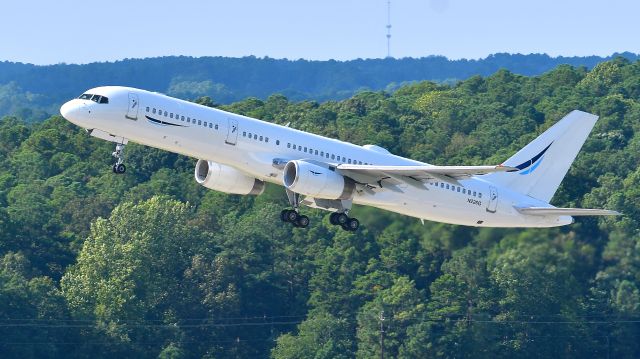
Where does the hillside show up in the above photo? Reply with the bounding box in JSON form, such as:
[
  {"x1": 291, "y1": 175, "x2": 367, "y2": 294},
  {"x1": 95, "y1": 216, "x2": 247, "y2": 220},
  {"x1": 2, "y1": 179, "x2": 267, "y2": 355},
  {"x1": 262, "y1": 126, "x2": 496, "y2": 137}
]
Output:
[
  {"x1": 0, "y1": 58, "x2": 639, "y2": 358},
  {"x1": 0, "y1": 52, "x2": 638, "y2": 122}
]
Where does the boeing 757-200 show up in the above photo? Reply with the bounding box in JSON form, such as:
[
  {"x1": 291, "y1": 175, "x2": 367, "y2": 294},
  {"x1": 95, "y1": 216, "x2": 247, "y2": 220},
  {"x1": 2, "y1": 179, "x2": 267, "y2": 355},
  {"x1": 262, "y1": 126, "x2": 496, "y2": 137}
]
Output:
[{"x1": 60, "y1": 87, "x2": 619, "y2": 231}]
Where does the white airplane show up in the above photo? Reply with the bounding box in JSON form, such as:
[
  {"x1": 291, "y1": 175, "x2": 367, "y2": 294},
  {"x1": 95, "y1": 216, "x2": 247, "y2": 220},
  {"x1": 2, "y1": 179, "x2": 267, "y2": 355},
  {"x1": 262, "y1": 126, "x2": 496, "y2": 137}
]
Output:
[{"x1": 60, "y1": 86, "x2": 619, "y2": 231}]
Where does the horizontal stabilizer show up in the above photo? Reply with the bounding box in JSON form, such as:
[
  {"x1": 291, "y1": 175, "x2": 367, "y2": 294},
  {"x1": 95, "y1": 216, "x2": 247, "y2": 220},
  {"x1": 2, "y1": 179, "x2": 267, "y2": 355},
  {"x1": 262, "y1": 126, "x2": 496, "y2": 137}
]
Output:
[{"x1": 516, "y1": 207, "x2": 621, "y2": 216}]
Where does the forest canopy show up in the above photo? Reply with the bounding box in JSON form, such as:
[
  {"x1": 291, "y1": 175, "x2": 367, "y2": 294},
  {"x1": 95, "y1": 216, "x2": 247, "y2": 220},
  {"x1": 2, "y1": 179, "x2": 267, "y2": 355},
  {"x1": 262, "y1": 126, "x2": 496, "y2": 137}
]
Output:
[{"x1": 0, "y1": 58, "x2": 640, "y2": 358}]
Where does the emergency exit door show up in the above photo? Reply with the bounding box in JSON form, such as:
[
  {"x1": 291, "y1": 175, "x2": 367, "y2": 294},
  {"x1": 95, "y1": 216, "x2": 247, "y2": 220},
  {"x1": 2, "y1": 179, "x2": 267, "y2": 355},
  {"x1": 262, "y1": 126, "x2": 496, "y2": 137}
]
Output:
[
  {"x1": 225, "y1": 117, "x2": 239, "y2": 145},
  {"x1": 126, "y1": 93, "x2": 139, "y2": 120}
]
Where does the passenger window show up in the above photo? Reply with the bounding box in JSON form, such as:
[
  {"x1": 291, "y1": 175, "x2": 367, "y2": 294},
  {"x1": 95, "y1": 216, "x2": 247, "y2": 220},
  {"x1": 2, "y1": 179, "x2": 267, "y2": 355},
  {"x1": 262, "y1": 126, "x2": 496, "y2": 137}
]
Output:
[
  {"x1": 254, "y1": 134, "x2": 257, "y2": 140},
  {"x1": 146, "y1": 107, "x2": 149, "y2": 112},
  {"x1": 287, "y1": 143, "x2": 291, "y2": 148},
  {"x1": 337, "y1": 156, "x2": 341, "y2": 161},
  {"x1": 479, "y1": 193, "x2": 482, "y2": 198},
  {"x1": 457, "y1": 187, "x2": 461, "y2": 193},
  {"x1": 320, "y1": 151, "x2": 324, "y2": 156},
  {"x1": 215, "y1": 124, "x2": 218, "y2": 130},
  {"x1": 441, "y1": 183, "x2": 445, "y2": 188},
  {"x1": 198, "y1": 120, "x2": 202, "y2": 125},
  {"x1": 203, "y1": 121, "x2": 207, "y2": 126},
  {"x1": 342, "y1": 158, "x2": 346, "y2": 163},
  {"x1": 304, "y1": 147, "x2": 307, "y2": 152},
  {"x1": 446, "y1": 184, "x2": 450, "y2": 189},
  {"x1": 451, "y1": 186, "x2": 455, "y2": 191},
  {"x1": 164, "y1": 111, "x2": 168, "y2": 117},
  {"x1": 331, "y1": 154, "x2": 335, "y2": 160},
  {"x1": 276, "y1": 140, "x2": 280, "y2": 145},
  {"x1": 187, "y1": 117, "x2": 191, "y2": 122},
  {"x1": 170, "y1": 113, "x2": 173, "y2": 119},
  {"x1": 348, "y1": 159, "x2": 352, "y2": 164},
  {"x1": 259, "y1": 136, "x2": 263, "y2": 141},
  {"x1": 209, "y1": 123, "x2": 213, "y2": 128},
  {"x1": 153, "y1": 108, "x2": 156, "y2": 114},
  {"x1": 265, "y1": 137, "x2": 269, "y2": 143},
  {"x1": 248, "y1": 133, "x2": 252, "y2": 138},
  {"x1": 243, "y1": 132, "x2": 246, "y2": 137},
  {"x1": 473, "y1": 191, "x2": 477, "y2": 197},
  {"x1": 326, "y1": 153, "x2": 329, "y2": 158},
  {"x1": 181, "y1": 116, "x2": 185, "y2": 121},
  {"x1": 315, "y1": 150, "x2": 318, "y2": 155},
  {"x1": 293, "y1": 144, "x2": 297, "y2": 150}
]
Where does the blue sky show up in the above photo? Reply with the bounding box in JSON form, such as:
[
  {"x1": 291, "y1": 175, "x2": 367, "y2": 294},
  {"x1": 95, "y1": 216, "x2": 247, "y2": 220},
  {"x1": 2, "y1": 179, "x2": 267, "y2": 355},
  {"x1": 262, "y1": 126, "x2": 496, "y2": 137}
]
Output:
[{"x1": 2, "y1": 0, "x2": 638, "y2": 65}]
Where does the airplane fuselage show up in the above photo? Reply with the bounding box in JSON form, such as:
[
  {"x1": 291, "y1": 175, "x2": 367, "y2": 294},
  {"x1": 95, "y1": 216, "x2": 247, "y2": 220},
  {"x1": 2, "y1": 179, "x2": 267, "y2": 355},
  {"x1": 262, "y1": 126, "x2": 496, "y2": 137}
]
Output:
[{"x1": 60, "y1": 86, "x2": 572, "y2": 228}]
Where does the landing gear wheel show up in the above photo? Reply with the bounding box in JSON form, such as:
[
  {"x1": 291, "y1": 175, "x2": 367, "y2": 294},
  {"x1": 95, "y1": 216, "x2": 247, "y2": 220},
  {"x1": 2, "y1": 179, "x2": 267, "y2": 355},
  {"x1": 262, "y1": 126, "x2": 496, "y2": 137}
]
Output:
[
  {"x1": 285, "y1": 210, "x2": 299, "y2": 223},
  {"x1": 345, "y1": 218, "x2": 359, "y2": 231},
  {"x1": 330, "y1": 212, "x2": 340, "y2": 225},
  {"x1": 115, "y1": 163, "x2": 126, "y2": 174},
  {"x1": 336, "y1": 213, "x2": 349, "y2": 225},
  {"x1": 281, "y1": 210, "x2": 290, "y2": 222},
  {"x1": 296, "y1": 215, "x2": 310, "y2": 228}
]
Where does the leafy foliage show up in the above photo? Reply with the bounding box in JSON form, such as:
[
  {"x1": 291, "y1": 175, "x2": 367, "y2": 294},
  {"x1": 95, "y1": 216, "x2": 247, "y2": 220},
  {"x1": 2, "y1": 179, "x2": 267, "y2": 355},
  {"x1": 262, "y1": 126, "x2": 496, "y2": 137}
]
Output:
[{"x1": 1, "y1": 58, "x2": 640, "y2": 357}]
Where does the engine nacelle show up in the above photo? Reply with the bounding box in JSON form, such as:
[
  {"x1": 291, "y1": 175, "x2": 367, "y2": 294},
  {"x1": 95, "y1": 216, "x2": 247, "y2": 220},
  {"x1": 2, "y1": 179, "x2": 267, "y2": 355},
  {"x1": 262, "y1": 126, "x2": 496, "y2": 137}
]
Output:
[
  {"x1": 195, "y1": 160, "x2": 265, "y2": 195},
  {"x1": 283, "y1": 160, "x2": 355, "y2": 200}
]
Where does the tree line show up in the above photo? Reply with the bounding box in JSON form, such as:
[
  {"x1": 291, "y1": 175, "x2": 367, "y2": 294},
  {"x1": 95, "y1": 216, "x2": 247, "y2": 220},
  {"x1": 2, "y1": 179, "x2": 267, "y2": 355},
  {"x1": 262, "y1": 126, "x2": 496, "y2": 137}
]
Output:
[{"x1": 0, "y1": 52, "x2": 639, "y2": 122}]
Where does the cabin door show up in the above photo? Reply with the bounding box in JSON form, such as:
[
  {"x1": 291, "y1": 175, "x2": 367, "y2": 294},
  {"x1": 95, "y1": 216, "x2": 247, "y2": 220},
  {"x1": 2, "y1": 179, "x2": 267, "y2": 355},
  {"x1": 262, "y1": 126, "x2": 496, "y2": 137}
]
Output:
[
  {"x1": 225, "y1": 117, "x2": 239, "y2": 145},
  {"x1": 126, "y1": 93, "x2": 139, "y2": 120},
  {"x1": 486, "y1": 186, "x2": 498, "y2": 213}
]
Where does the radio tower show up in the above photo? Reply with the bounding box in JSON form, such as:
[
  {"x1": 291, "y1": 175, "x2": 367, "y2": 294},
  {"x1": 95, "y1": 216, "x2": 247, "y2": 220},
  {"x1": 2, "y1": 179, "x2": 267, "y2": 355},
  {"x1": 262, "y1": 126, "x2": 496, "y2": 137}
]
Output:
[{"x1": 386, "y1": 0, "x2": 392, "y2": 58}]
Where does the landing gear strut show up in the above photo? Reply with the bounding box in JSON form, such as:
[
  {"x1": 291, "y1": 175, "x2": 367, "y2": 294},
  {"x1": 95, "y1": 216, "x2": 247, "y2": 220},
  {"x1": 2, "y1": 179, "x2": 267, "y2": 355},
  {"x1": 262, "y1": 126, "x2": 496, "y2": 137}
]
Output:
[
  {"x1": 112, "y1": 143, "x2": 126, "y2": 174},
  {"x1": 330, "y1": 212, "x2": 360, "y2": 232}
]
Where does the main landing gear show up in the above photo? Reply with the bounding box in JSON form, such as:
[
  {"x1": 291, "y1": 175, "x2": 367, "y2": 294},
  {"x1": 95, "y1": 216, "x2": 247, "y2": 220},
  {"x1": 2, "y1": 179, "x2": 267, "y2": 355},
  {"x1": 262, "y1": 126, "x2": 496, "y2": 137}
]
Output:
[
  {"x1": 281, "y1": 189, "x2": 360, "y2": 231},
  {"x1": 280, "y1": 209, "x2": 360, "y2": 231},
  {"x1": 281, "y1": 189, "x2": 310, "y2": 228},
  {"x1": 281, "y1": 209, "x2": 310, "y2": 228},
  {"x1": 111, "y1": 143, "x2": 126, "y2": 174},
  {"x1": 329, "y1": 212, "x2": 360, "y2": 232}
]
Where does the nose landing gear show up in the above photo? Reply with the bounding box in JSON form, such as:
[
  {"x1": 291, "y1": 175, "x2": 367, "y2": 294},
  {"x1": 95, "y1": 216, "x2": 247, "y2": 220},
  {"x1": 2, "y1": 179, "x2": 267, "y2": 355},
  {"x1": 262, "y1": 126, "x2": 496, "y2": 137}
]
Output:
[{"x1": 112, "y1": 143, "x2": 126, "y2": 174}]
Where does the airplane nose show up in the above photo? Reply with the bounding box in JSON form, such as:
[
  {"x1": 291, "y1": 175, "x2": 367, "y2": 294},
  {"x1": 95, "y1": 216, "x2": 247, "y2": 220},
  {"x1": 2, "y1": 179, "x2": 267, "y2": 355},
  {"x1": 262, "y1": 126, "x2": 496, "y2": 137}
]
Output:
[
  {"x1": 60, "y1": 101, "x2": 76, "y2": 118},
  {"x1": 60, "y1": 100, "x2": 89, "y2": 125}
]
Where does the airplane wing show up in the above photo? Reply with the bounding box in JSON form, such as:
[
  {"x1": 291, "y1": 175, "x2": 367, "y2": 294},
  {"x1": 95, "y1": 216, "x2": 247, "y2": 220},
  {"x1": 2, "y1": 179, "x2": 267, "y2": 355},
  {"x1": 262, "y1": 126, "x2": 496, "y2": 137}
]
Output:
[
  {"x1": 336, "y1": 164, "x2": 517, "y2": 187},
  {"x1": 515, "y1": 207, "x2": 621, "y2": 216}
]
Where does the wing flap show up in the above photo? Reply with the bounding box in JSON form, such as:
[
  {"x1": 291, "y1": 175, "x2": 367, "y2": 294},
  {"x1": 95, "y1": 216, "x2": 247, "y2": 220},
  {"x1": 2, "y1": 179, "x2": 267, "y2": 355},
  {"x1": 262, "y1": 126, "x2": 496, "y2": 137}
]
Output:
[
  {"x1": 337, "y1": 164, "x2": 516, "y2": 183},
  {"x1": 516, "y1": 207, "x2": 621, "y2": 216}
]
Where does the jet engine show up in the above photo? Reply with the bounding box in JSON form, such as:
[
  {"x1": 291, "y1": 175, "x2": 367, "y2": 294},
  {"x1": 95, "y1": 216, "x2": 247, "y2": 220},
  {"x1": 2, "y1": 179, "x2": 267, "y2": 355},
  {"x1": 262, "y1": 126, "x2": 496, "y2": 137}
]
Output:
[
  {"x1": 195, "y1": 160, "x2": 265, "y2": 195},
  {"x1": 283, "y1": 160, "x2": 355, "y2": 200}
]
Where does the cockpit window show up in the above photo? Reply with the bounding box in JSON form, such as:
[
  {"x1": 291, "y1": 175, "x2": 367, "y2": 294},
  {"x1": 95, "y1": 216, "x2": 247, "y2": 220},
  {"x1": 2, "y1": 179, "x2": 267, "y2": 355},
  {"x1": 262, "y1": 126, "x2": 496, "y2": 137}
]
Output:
[{"x1": 78, "y1": 93, "x2": 108, "y2": 104}]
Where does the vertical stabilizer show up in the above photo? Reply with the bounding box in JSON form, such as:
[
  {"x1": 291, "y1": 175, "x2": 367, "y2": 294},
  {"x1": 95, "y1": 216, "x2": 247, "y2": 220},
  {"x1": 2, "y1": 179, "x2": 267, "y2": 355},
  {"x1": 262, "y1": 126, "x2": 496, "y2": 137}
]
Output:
[{"x1": 485, "y1": 110, "x2": 598, "y2": 202}]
